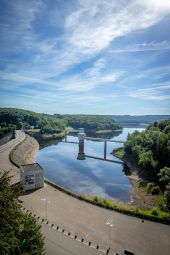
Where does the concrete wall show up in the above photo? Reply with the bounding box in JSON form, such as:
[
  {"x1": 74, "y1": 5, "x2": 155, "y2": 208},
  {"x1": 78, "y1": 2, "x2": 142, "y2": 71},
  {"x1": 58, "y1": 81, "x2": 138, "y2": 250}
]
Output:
[
  {"x1": 20, "y1": 168, "x2": 44, "y2": 191},
  {"x1": 0, "y1": 132, "x2": 14, "y2": 146}
]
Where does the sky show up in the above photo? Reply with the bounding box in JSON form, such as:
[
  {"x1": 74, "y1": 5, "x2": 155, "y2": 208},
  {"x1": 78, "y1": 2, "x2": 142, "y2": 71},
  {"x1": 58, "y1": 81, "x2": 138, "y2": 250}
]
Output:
[{"x1": 0, "y1": 0, "x2": 170, "y2": 115}]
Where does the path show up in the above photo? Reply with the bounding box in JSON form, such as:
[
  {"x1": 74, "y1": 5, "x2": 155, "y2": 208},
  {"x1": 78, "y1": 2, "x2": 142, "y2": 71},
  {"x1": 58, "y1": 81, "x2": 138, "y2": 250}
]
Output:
[
  {"x1": 21, "y1": 183, "x2": 170, "y2": 255},
  {"x1": 41, "y1": 224, "x2": 102, "y2": 255},
  {"x1": 0, "y1": 130, "x2": 25, "y2": 183}
]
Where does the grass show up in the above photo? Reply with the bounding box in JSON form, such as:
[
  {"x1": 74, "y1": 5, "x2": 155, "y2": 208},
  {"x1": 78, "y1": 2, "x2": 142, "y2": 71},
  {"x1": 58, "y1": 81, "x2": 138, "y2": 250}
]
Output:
[
  {"x1": 27, "y1": 129, "x2": 65, "y2": 139},
  {"x1": 42, "y1": 131, "x2": 65, "y2": 139},
  {"x1": 113, "y1": 148, "x2": 125, "y2": 158},
  {"x1": 27, "y1": 129, "x2": 40, "y2": 133},
  {"x1": 87, "y1": 195, "x2": 170, "y2": 222},
  {"x1": 96, "y1": 129, "x2": 113, "y2": 134}
]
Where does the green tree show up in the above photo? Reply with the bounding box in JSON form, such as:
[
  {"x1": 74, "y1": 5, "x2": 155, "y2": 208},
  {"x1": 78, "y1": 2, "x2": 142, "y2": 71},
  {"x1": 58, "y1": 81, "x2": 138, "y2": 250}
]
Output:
[
  {"x1": 138, "y1": 150, "x2": 158, "y2": 179},
  {"x1": 165, "y1": 187, "x2": 170, "y2": 213},
  {"x1": 158, "y1": 167, "x2": 170, "y2": 188},
  {"x1": 0, "y1": 171, "x2": 44, "y2": 254}
]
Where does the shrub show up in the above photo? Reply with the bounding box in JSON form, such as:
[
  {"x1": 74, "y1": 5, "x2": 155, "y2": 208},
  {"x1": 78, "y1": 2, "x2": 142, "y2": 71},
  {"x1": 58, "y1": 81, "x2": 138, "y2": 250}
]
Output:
[
  {"x1": 151, "y1": 207, "x2": 159, "y2": 216},
  {"x1": 150, "y1": 186, "x2": 160, "y2": 195}
]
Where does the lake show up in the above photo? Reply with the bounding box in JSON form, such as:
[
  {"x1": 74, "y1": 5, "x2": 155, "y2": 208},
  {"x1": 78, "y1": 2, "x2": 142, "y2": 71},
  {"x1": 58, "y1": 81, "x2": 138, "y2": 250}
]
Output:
[{"x1": 36, "y1": 127, "x2": 144, "y2": 202}]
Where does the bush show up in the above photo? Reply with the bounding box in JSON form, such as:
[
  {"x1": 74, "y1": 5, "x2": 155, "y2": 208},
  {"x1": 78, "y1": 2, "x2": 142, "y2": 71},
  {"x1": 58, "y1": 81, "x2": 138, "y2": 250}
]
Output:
[
  {"x1": 151, "y1": 207, "x2": 159, "y2": 216},
  {"x1": 146, "y1": 182, "x2": 155, "y2": 193},
  {"x1": 150, "y1": 186, "x2": 160, "y2": 195}
]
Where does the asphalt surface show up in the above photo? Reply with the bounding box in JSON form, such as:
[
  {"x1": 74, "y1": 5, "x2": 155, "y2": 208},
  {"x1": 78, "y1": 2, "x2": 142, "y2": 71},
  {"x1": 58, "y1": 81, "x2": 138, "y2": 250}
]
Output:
[
  {"x1": 41, "y1": 224, "x2": 104, "y2": 255},
  {"x1": 0, "y1": 130, "x2": 25, "y2": 183},
  {"x1": 21, "y1": 183, "x2": 170, "y2": 255},
  {"x1": 0, "y1": 130, "x2": 25, "y2": 153}
]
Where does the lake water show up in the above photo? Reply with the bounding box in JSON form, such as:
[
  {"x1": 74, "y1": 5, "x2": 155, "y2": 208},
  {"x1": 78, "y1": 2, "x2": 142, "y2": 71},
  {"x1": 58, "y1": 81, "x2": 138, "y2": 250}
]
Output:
[{"x1": 36, "y1": 127, "x2": 144, "y2": 202}]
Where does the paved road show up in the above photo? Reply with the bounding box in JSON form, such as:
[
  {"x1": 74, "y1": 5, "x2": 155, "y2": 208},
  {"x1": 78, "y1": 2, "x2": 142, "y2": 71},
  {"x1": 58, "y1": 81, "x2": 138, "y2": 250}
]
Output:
[
  {"x1": 21, "y1": 184, "x2": 170, "y2": 255},
  {"x1": 0, "y1": 130, "x2": 25, "y2": 183},
  {"x1": 41, "y1": 224, "x2": 104, "y2": 255},
  {"x1": 0, "y1": 130, "x2": 25, "y2": 153}
]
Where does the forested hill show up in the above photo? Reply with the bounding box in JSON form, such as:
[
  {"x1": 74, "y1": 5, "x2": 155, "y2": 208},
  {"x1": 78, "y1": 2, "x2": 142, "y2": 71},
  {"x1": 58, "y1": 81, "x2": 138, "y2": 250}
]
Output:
[
  {"x1": 55, "y1": 114, "x2": 122, "y2": 132},
  {"x1": 0, "y1": 108, "x2": 66, "y2": 135},
  {"x1": 0, "y1": 108, "x2": 122, "y2": 136}
]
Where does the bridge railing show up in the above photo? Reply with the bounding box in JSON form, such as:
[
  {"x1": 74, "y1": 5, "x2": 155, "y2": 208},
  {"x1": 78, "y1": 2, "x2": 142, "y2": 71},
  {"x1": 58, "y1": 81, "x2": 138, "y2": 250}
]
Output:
[{"x1": 86, "y1": 136, "x2": 124, "y2": 143}]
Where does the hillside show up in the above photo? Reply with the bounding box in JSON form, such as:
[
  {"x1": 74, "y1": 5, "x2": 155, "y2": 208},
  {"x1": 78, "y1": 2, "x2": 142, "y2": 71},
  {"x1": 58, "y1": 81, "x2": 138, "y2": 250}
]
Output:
[
  {"x1": 0, "y1": 108, "x2": 66, "y2": 136},
  {"x1": 0, "y1": 108, "x2": 122, "y2": 138},
  {"x1": 58, "y1": 114, "x2": 122, "y2": 132}
]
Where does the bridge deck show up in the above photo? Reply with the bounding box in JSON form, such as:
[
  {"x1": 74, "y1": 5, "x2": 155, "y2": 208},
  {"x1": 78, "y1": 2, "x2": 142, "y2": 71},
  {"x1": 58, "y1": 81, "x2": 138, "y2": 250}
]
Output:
[
  {"x1": 86, "y1": 137, "x2": 124, "y2": 143},
  {"x1": 85, "y1": 155, "x2": 124, "y2": 164}
]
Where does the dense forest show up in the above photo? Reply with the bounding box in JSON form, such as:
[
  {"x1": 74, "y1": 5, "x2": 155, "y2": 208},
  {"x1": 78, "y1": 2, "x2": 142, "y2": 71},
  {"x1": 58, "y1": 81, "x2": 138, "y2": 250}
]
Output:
[
  {"x1": 0, "y1": 108, "x2": 122, "y2": 137},
  {"x1": 0, "y1": 108, "x2": 66, "y2": 136},
  {"x1": 124, "y1": 119, "x2": 170, "y2": 210},
  {"x1": 58, "y1": 114, "x2": 122, "y2": 132}
]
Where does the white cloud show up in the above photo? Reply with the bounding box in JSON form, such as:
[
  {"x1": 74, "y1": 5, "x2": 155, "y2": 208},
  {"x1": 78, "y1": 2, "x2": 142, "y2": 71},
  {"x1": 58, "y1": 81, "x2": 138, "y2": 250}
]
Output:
[
  {"x1": 57, "y1": 61, "x2": 119, "y2": 92},
  {"x1": 2, "y1": 0, "x2": 170, "y2": 76},
  {"x1": 129, "y1": 83, "x2": 170, "y2": 100},
  {"x1": 64, "y1": 0, "x2": 170, "y2": 56},
  {"x1": 1, "y1": 0, "x2": 170, "y2": 112},
  {"x1": 138, "y1": 0, "x2": 170, "y2": 10},
  {"x1": 0, "y1": 58, "x2": 119, "y2": 92},
  {"x1": 111, "y1": 41, "x2": 170, "y2": 53}
]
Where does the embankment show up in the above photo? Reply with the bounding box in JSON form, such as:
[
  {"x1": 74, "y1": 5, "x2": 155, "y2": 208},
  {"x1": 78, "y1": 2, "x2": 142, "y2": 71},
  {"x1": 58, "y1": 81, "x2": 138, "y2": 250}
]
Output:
[
  {"x1": 10, "y1": 134, "x2": 39, "y2": 166},
  {"x1": 112, "y1": 148, "x2": 159, "y2": 210}
]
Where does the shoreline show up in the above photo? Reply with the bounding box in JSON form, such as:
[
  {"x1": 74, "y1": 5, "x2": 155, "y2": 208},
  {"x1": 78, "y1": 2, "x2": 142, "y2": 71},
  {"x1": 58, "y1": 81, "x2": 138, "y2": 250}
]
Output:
[{"x1": 112, "y1": 148, "x2": 157, "y2": 210}]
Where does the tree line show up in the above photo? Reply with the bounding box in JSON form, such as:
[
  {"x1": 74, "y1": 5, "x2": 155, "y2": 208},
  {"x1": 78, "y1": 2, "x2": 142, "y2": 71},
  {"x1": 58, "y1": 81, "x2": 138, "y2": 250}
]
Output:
[
  {"x1": 0, "y1": 108, "x2": 122, "y2": 136},
  {"x1": 124, "y1": 119, "x2": 170, "y2": 211},
  {"x1": 58, "y1": 114, "x2": 122, "y2": 132},
  {"x1": 0, "y1": 108, "x2": 66, "y2": 136}
]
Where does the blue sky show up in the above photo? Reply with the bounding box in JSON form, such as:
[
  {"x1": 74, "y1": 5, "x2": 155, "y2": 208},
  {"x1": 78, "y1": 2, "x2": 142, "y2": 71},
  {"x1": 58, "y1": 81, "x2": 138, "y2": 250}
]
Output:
[{"x1": 0, "y1": 0, "x2": 170, "y2": 115}]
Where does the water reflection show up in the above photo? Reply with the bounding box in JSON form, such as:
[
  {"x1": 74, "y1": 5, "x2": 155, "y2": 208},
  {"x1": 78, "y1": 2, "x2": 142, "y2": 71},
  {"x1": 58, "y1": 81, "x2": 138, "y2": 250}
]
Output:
[
  {"x1": 86, "y1": 130, "x2": 122, "y2": 139},
  {"x1": 37, "y1": 128, "x2": 144, "y2": 202}
]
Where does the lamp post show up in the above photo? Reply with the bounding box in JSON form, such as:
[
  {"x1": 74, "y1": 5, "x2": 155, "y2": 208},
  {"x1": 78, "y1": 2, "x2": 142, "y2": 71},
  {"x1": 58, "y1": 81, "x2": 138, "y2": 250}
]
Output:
[
  {"x1": 105, "y1": 218, "x2": 114, "y2": 253},
  {"x1": 41, "y1": 197, "x2": 49, "y2": 220},
  {"x1": 77, "y1": 130, "x2": 86, "y2": 160}
]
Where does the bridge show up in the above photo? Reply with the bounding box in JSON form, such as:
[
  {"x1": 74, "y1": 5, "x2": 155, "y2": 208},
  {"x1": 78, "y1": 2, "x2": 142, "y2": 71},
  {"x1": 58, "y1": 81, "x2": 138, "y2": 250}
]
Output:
[
  {"x1": 65, "y1": 129, "x2": 124, "y2": 143},
  {"x1": 64, "y1": 129, "x2": 124, "y2": 163}
]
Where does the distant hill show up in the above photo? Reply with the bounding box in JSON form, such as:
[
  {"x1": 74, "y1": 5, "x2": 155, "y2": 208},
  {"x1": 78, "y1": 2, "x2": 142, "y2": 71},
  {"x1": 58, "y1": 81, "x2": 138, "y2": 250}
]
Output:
[
  {"x1": 54, "y1": 114, "x2": 122, "y2": 132},
  {"x1": 109, "y1": 115, "x2": 170, "y2": 127},
  {"x1": 0, "y1": 108, "x2": 122, "y2": 137},
  {"x1": 0, "y1": 108, "x2": 169, "y2": 135},
  {"x1": 0, "y1": 108, "x2": 66, "y2": 136}
]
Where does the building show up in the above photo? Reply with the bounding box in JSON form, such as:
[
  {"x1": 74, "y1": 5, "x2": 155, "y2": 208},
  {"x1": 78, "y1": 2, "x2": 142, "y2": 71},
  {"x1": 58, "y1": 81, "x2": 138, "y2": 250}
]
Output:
[{"x1": 20, "y1": 163, "x2": 44, "y2": 191}]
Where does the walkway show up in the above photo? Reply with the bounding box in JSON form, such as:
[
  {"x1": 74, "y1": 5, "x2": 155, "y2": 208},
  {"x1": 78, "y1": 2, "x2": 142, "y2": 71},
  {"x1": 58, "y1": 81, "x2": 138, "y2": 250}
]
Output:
[
  {"x1": 0, "y1": 130, "x2": 25, "y2": 184},
  {"x1": 20, "y1": 182, "x2": 170, "y2": 255}
]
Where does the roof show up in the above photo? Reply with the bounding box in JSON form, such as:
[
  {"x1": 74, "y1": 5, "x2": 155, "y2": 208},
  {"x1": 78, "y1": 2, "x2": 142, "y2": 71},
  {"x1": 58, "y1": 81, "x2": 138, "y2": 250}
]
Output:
[{"x1": 20, "y1": 163, "x2": 43, "y2": 172}]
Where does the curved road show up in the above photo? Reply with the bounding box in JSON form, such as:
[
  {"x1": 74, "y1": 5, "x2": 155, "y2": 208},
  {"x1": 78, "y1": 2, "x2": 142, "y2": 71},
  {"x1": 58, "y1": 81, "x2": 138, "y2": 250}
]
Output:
[
  {"x1": 0, "y1": 130, "x2": 25, "y2": 184},
  {"x1": 0, "y1": 130, "x2": 25, "y2": 153}
]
